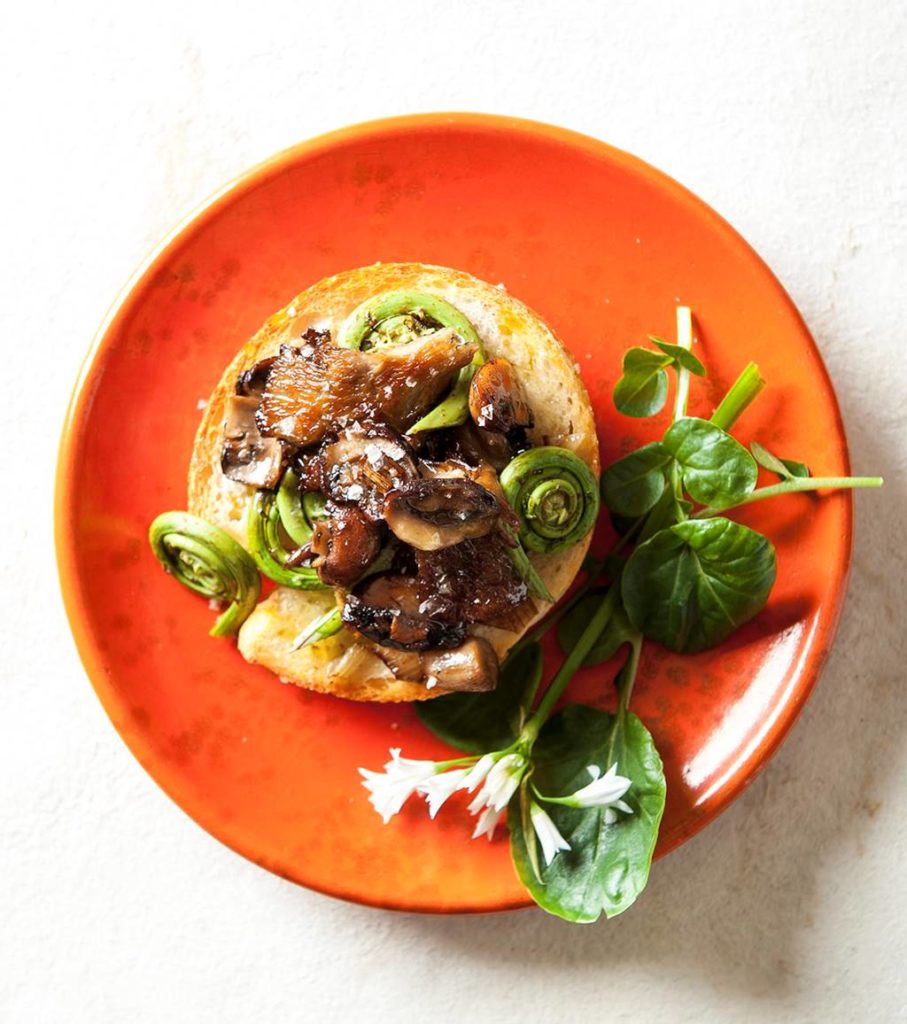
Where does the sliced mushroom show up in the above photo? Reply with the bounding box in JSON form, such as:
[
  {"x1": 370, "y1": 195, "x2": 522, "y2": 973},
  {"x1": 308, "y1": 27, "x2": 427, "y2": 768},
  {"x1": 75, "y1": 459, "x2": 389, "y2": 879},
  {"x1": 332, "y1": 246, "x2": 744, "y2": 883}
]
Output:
[
  {"x1": 321, "y1": 425, "x2": 419, "y2": 520},
  {"x1": 221, "y1": 395, "x2": 285, "y2": 488},
  {"x1": 309, "y1": 505, "x2": 383, "y2": 587},
  {"x1": 367, "y1": 643, "x2": 424, "y2": 681},
  {"x1": 383, "y1": 478, "x2": 500, "y2": 550},
  {"x1": 484, "y1": 597, "x2": 538, "y2": 634},
  {"x1": 417, "y1": 460, "x2": 521, "y2": 536},
  {"x1": 468, "y1": 357, "x2": 534, "y2": 433},
  {"x1": 468, "y1": 463, "x2": 522, "y2": 535},
  {"x1": 235, "y1": 356, "x2": 277, "y2": 398},
  {"x1": 449, "y1": 421, "x2": 513, "y2": 470},
  {"x1": 342, "y1": 572, "x2": 465, "y2": 651},
  {"x1": 422, "y1": 638, "x2": 499, "y2": 693}
]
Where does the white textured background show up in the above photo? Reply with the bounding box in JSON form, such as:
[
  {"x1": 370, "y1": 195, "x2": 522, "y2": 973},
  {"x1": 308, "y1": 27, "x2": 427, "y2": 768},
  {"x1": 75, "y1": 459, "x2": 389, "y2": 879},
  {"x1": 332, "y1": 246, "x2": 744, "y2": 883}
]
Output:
[{"x1": 3, "y1": 1, "x2": 906, "y2": 1021}]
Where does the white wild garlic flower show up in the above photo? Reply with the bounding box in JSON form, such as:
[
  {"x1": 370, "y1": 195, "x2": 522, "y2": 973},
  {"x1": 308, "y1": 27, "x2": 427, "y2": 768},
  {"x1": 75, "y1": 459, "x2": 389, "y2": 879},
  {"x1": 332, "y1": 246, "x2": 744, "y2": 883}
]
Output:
[
  {"x1": 561, "y1": 763, "x2": 633, "y2": 823},
  {"x1": 529, "y1": 801, "x2": 571, "y2": 865}
]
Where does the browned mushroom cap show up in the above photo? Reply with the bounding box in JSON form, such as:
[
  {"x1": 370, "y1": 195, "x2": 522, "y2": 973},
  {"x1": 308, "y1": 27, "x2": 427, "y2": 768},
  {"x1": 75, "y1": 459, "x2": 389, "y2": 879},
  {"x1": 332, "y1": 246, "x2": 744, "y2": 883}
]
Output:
[
  {"x1": 422, "y1": 637, "x2": 500, "y2": 693},
  {"x1": 383, "y1": 478, "x2": 500, "y2": 551},
  {"x1": 309, "y1": 505, "x2": 383, "y2": 587},
  {"x1": 342, "y1": 572, "x2": 465, "y2": 651},
  {"x1": 221, "y1": 395, "x2": 285, "y2": 488},
  {"x1": 416, "y1": 460, "x2": 521, "y2": 537},
  {"x1": 321, "y1": 425, "x2": 419, "y2": 521},
  {"x1": 468, "y1": 357, "x2": 534, "y2": 433}
]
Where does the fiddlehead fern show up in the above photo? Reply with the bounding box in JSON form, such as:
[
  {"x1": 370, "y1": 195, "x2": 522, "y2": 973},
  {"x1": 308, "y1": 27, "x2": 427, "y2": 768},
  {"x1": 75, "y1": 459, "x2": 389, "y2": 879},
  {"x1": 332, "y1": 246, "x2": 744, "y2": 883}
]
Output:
[
  {"x1": 149, "y1": 511, "x2": 260, "y2": 636},
  {"x1": 500, "y1": 447, "x2": 600, "y2": 554},
  {"x1": 338, "y1": 291, "x2": 485, "y2": 432}
]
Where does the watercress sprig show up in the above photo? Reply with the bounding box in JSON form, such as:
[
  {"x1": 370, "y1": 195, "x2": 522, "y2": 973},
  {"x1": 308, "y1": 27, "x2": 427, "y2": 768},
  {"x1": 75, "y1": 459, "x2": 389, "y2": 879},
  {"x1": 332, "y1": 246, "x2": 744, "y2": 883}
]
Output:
[{"x1": 362, "y1": 305, "x2": 882, "y2": 924}]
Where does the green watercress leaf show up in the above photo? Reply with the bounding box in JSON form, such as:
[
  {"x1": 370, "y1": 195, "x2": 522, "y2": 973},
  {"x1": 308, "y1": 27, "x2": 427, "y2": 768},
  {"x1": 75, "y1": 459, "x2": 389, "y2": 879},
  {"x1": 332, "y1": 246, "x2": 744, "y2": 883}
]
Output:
[
  {"x1": 601, "y1": 442, "x2": 673, "y2": 517},
  {"x1": 414, "y1": 642, "x2": 542, "y2": 754},
  {"x1": 609, "y1": 509, "x2": 639, "y2": 536},
  {"x1": 557, "y1": 595, "x2": 637, "y2": 667},
  {"x1": 613, "y1": 348, "x2": 673, "y2": 418},
  {"x1": 621, "y1": 518, "x2": 777, "y2": 653},
  {"x1": 649, "y1": 335, "x2": 706, "y2": 376},
  {"x1": 781, "y1": 458, "x2": 810, "y2": 479},
  {"x1": 636, "y1": 485, "x2": 692, "y2": 544},
  {"x1": 609, "y1": 484, "x2": 693, "y2": 548},
  {"x1": 663, "y1": 417, "x2": 758, "y2": 509},
  {"x1": 509, "y1": 702, "x2": 666, "y2": 923},
  {"x1": 751, "y1": 441, "x2": 810, "y2": 481}
]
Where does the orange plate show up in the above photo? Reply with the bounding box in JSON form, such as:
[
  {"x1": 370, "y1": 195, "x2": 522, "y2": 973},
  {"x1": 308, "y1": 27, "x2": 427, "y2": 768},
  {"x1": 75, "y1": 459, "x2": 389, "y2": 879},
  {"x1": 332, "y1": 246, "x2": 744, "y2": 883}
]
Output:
[{"x1": 56, "y1": 114, "x2": 851, "y2": 913}]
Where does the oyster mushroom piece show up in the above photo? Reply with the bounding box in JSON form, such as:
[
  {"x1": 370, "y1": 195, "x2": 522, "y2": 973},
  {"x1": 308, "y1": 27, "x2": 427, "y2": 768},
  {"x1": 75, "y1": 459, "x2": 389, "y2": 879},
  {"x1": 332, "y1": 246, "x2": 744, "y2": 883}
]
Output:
[
  {"x1": 256, "y1": 327, "x2": 479, "y2": 447},
  {"x1": 321, "y1": 425, "x2": 419, "y2": 521},
  {"x1": 383, "y1": 477, "x2": 500, "y2": 550},
  {"x1": 422, "y1": 637, "x2": 499, "y2": 693},
  {"x1": 468, "y1": 357, "x2": 534, "y2": 433},
  {"x1": 309, "y1": 505, "x2": 383, "y2": 587},
  {"x1": 221, "y1": 395, "x2": 285, "y2": 488},
  {"x1": 342, "y1": 572, "x2": 465, "y2": 651}
]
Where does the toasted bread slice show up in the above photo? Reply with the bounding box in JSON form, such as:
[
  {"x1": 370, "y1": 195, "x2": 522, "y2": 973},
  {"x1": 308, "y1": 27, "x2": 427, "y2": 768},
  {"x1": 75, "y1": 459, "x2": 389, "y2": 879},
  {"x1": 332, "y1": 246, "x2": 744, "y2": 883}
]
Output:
[{"x1": 188, "y1": 263, "x2": 599, "y2": 702}]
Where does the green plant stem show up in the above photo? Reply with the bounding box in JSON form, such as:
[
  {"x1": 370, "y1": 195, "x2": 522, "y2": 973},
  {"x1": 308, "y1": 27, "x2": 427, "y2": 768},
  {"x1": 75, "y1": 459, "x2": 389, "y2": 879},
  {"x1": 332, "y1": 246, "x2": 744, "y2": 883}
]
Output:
[
  {"x1": 510, "y1": 512, "x2": 645, "y2": 656},
  {"x1": 710, "y1": 362, "x2": 765, "y2": 432},
  {"x1": 434, "y1": 755, "x2": 482, "y2": 771},
  {"x1": 616, "y1": 632, "x2": 644, "y2": 711},
  {"x1": 669, "y1": 307, "x2": 694, "y2": 503},
  {"x1": 672, "y1": 306, "x2": 693, "y2": 421},
  {"x1": 520, "y1": 586, "x2": 621, "y2": 744},
  {"x1": 694, "y1": 475, "x2": 884, "y2": 518}
]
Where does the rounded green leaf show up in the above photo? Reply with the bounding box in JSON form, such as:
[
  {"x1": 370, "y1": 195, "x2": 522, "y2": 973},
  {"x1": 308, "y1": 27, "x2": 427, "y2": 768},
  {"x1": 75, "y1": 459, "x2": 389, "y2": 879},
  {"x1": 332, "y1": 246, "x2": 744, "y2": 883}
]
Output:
[
  {"x1": 509, "y1": 703, "x2": 666, "y2": 923},
  {"x1": 649, "y1": 336, "x2": 706, "y2": 376},
  {"x1": 663, "y1": 417, "x2": 758, "y2": 508},
  {"x1": 613, "y1": 348, "x2": 672, "y2": 418},
  {"x1": 621, "y1": 518, "x2": 777, "y2": 653},
  {"x1": 601, "y1": 442, "x2": 672, "y2": 517}
]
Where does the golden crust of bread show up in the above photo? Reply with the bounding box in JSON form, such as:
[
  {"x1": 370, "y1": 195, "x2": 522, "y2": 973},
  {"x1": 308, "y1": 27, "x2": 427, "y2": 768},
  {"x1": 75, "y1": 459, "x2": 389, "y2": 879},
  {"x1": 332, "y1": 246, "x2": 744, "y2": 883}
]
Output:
[{"x1": 188, "y1": 263, "x2": 599, "y2": 702}]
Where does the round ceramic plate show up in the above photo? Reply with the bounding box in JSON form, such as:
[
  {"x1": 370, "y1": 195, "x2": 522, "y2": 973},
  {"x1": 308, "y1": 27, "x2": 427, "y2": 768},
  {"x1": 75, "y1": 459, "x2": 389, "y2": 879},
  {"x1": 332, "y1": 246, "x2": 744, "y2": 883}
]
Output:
[{"x1": 56, "y1": 114, "x2": 851, "y2": 913}]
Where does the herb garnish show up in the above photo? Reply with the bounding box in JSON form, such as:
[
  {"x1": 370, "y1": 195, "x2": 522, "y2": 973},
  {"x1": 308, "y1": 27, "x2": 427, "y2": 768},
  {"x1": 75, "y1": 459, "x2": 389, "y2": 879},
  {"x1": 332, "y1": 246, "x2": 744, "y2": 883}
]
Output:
[{"x1": 361, "y1": 307, "x2": 882, "y2": 922}]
